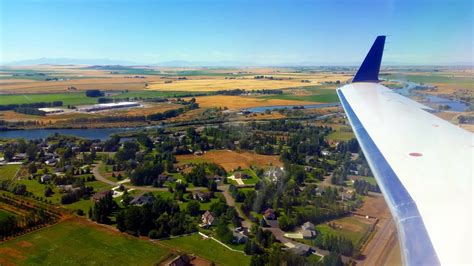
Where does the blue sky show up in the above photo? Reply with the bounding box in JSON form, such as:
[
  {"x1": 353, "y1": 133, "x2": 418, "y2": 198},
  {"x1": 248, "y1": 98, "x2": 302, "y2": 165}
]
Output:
[{"x1": 0, "y1": 0, "x2": 472, "y2": 65}]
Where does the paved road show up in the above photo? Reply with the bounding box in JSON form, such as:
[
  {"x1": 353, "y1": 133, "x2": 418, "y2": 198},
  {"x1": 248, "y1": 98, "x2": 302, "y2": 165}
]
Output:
[
  {"x1": 92, "y1": 164, "x2": 205, "y2": 192},
  {"x1": 218, "y1": 184, "x2": 252, "y2": 228}
]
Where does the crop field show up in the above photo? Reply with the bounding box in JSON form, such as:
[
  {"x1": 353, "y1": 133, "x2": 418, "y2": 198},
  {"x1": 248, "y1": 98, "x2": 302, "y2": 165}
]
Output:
[
  {"x1": 192, "y1": 95, "x2": 317, "y2": 110},
  {"x1": 316, "y1": 216, "x2": 373, "y2": 245},
  {"x1": 0, "y1": 164, "x2": 21, "y2": 180},
  {"x1": 0, "y1": 218, "x2": 170, "y2": 266},
  {"x1": 0, "y1": 90, "x2": 196, "y2": 106},
  {"x1": 176, "y1": 150, "x2": 282, "y2": 171},
  {"x1": 260, "y1": 86, "x2": 339, "y2": 103},
  {"x1": 160, "y1": 234, "x2": 250, "y2": 266},
  {"x1": 147, "y1": 78, "x2": 315, "y2": 92}
]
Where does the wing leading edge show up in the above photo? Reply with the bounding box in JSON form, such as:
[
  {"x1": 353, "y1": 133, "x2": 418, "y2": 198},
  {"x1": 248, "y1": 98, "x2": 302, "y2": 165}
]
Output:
[{"x1": 337, "y1": 36, "x2": 473, "y2": 265}]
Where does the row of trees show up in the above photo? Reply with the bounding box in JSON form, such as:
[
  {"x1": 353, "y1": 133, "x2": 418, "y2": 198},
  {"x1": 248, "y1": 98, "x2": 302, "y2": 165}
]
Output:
[{"x1": 0, "y1": 101, "x2": 62, "y2": 111}]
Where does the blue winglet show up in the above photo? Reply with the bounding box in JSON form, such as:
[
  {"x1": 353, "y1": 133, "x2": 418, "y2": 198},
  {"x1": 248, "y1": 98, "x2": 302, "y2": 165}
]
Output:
[{"x1": 352, "y1": 35, "x2": 386, "y2": 83}]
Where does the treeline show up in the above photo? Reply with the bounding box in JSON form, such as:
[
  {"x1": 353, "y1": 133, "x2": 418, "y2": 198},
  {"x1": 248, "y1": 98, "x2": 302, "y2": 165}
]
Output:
[
  {"x1": 14, "y1": 107, "x2": 46, "y2": 116},
  {"x1": 115, "y1": 194, "x2": 195, "y2": 237},
  {"x1": 0, "y1": 101, "x2": 62, "y2": 111},
  {"x1": 214, "y1": 89, "x2": 283, "y2": 95},
  {"x1": 314, "y1": 233, "x2": 354, "y2": 257},
  {"x1": 353, "y1": 179, "x2": 380, "y2": 194}
]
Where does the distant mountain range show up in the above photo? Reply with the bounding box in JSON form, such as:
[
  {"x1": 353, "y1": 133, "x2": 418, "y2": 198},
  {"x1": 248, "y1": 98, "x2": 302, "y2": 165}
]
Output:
[
  {"x1": 3, "y1": 58, "x2": 139, "y2": 66},
  {"x1": 2, "y1": 58, "x2": 472, "y2": 67}
]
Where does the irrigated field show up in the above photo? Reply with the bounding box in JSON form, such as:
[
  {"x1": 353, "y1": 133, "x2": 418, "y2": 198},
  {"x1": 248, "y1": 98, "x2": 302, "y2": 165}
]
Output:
[
  {"x1": 176, "y1": 150, "x2": 282, "y2": 171},
  {"x1": 0, "y1": 218, "x2": 170, "y2": 266},
  {"x1": 192, "y1": 95, "x2": 318, "y2": 110}
]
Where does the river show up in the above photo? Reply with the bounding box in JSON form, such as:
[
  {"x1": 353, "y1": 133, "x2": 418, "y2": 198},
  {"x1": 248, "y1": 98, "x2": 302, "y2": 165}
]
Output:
[{"x1": 0, "y1": 81, "x2": 469, "y2": 140}]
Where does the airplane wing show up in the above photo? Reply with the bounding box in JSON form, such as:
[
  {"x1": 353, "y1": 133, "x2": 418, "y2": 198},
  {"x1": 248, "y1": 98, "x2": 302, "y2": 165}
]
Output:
[{"x1": 337, "y1": 36, "x2": 473, "y2": 265}]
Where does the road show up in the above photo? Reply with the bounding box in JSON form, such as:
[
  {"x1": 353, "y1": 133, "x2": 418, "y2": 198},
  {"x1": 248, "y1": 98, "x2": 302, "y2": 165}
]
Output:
[
  {"x1": 92, "y1": 164, "x2": 205, "y2": 192},
  {"x1": 218, "y1": 184, "x2": 252, "y2": 228}
]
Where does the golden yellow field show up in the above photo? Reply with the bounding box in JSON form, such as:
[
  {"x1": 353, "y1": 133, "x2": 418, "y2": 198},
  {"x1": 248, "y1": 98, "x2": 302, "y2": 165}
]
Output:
[
  {"x1": 192, "y1": 95, "x2": 317, "y2": 110},
  {"x1": 176, "y1": 150, "x2": 282, "y2": 171},
  {"x1": 146, "y1": 78, "x2": 313, "y2": 92}
]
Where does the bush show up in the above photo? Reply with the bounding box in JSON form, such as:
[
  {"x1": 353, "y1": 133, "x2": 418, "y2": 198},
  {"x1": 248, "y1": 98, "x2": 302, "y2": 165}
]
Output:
[{"x1": 148, "y1": 230, "x2": 160, "y2": 239}]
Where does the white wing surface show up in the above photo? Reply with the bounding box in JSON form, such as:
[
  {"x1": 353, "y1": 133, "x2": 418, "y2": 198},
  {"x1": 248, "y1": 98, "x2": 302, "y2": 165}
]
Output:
[{"x1": 337, "y1": 36, "x2": 473, "y2": 265}]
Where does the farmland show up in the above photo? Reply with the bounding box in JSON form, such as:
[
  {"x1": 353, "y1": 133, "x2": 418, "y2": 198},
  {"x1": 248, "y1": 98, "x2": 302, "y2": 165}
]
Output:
[
  {"x1": 0, "y1": 90, "x2": 198, "y2": 106},
  {"x1": 0, "y1": 218, "x2": 171, "y2": 266},
  {"x1": 176, "y1": 150, "x2": 282, "y2": 171},
  {"x1": 192, "y1": 95, "x2": 318, "y2": 110}
]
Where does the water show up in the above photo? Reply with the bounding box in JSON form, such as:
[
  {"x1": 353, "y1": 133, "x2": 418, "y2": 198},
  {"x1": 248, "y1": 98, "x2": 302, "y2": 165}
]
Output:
[
  {"x1": 0, "y1": 127, "x2": 138, "y2": 140},
  {"x1": 388, "y1": 80, "x2": 470, "y2": 112},
  {"x1": 246, "y1": 102, "x2": 340, "y2": 113},
  {"x1": 422, "y1": 95, "x2": 469, "y2": 112}
]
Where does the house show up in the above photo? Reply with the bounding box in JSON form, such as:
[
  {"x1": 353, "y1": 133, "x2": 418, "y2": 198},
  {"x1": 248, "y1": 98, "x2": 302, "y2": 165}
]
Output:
[
  {"x1": 201, "y1": 211, "x2": 216, "y2": 227},
  {"x1": 289, "y1": 244, "x2": 313, "y2": 256},
  {"x1": 192, "y1": 191, "x2": 211, "y2": 202},
  {"x1": 340, "y1": 189, "x2": 355, "y2": 201},
  {"x1": 166, "y1": 254, "x2": 191, "y2": 266},
  {"x1": 263, "y1": 208, "x2": 276, "y2": 220},
  {"x1": 301, "y1": 221, "x2": 316, "y2": 239},
  {"x1": 321, "y1": 150, "x2": 331, "y2": 156},
  {"x1": 233, "y1": 231, "x2": 249, "y2": 244},
  {"x1": 45, "y1": 158, "x2": 57, "y2": 166},
  {"x1": 40, "y1": 174, "x2": 52, "y2": 183},
  {"x1": 315, "y1": 187, "x2": 325, "y2": 197},
  {"x1": 92, "y1": 190, "x2": 112, "y2": 202},
  {"x1": 130, "y1": 194, "x2": 154, "y2": 206},
  {"x1": 302, "y1": 221, "x2": 315, "y2": 231},
  {"x1": 12, "y1": 153, "x2": 26, "y2": 161},
  {"x1": 234, "y1": 171, "x2": 249, "y2": 179},
  {"x1": 304, "y1": 166, "x2": 313, "y2": 172}
]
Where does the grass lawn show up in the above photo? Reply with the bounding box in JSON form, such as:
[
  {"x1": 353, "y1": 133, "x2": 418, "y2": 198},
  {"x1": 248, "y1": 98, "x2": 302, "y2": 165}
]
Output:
[
  {"x1": 325, "y1": 128, "x2": 355, "y2": 142},
  {"x1": 0, "y1": 164, "x2": 21, "y2": 180},
  {"x1": 160, "y1": 234, "x2": 249, "y2": 266},
  {"x1": 16, "y1": 179, "x2": 62, "y2": 204},
  {"x1": 241, "y1": 169, "x2": 259, "y2": 185},
  {"x1": 316, "y1": 216, "x2": 372, "y2": 245},
  {"x1": 359, "y1": 176, "x2": 378, "y2": 186},
  {"x1": 0, "y1": 218, "x2": 170, "y2": 265}
]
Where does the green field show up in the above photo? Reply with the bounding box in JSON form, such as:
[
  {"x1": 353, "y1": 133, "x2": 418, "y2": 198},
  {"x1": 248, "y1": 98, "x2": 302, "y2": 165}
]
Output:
[
  {"x1": 385, "y1": 73, "x2": 473, "y2": 86},
  {"x1": 161, "y1": 234, "x2": 250, "y2": 266},
  {"x1": 260, "y1": 86, "x2": 339, "y2": 103},
  {"x1": 0, "y1": 164, "x2": 21, "y2": 180},
  {"x1": 325, "y1": 129, "x2": 355, "y2": 141},
  {"x1": 0, "y1": 219, "x2": 170, "y2": 265},
  {"x1": 0, "y1": 90, "x2": 205, "y2": 106},
  {"x1": 316, "y1": 216, "x2": 371, "y2": 245}
]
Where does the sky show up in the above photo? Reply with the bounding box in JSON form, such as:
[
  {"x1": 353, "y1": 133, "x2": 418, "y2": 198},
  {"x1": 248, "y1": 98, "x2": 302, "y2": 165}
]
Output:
[{"x1": 0, "y1": 0, "x2": 472, "y2": 65}]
